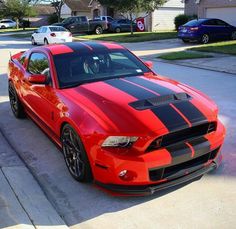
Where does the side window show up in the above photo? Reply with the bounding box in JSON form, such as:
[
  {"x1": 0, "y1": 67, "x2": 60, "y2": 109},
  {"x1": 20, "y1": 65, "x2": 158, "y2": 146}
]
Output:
[
  {"x1": 81, "y1": 16, "x2": 87, "y2": 22},
  {"x1": 102, "y1": 17, "x2": 105, "y2": 21},
  {"x1": 203, "y1": 20, "x2": 216, "y2": 26},
  {"x1": 28, "y1": 53, "x2": 50, "y2": 77},
  {"x1": 216, "y1": 20, "x2": 228, "y2": 26},
  {"x1": 42, "y1": 27, "x2": 47, "y2": 33}
]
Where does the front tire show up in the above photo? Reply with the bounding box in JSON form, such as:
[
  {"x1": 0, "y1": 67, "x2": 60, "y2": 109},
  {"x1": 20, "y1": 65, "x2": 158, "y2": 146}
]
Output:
[
  {"x1": 61, "y1": 124, "x2": 93, "y2": 182},
  {"x1": 8, "y1": 81, "x2": 25, "y2": 119},
  {"x1": 200, "y1": 34, "x2": 210, "y2": 44},
  {"x1": 182, "y1": 38, "x2": 189, "y2": 43},
  {"x1": 95, "y1": 26, "x2": 103, "y2": 35},
  {"x1": 115, "y1": 27, "x2": 121, "y2": 33},
  {"x1": 31, "y1": 37, "x2": 37, "y2": 45},
  {"x1": 231, "y1": 31, "x2": 236, "y2": 40}
]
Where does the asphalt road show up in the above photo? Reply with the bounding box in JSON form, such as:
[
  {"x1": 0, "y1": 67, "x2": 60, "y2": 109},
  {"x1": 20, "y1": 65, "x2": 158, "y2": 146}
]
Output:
[{"x1": 0, "y1": 36, "x2": 236, "y2": 229}]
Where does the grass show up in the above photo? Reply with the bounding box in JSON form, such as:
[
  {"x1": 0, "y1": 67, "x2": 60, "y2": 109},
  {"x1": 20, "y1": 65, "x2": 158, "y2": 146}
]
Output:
[
  {"x1": 9, "y1": 33, "x2": 32, "y2": 38},
  {"x1": 158, "y1": 51, "x2": 212, "y2": 60},
  {"x1": 0, "y1": 27, "x2": 37, "y2": 33},
  {"x1": 189, "y1": 40, "x2": 236, "y2": 55},
  {"x1": 73, "y1": 31, "x2": 177, "y2": 43}
]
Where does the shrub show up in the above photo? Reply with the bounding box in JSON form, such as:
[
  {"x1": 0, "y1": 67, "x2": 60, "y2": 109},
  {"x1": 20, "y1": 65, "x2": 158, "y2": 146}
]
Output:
[
  {"x1": 48, "y1": 13, "x2": 59, "y2": 24},
  {"x1": 174, "y1": 14, "x2": 198, "y2": 31}
]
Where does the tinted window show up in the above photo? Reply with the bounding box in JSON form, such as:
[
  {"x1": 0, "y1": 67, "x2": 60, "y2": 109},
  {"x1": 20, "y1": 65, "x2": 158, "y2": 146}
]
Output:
[
  {"x1": 28, "y1": 53, "x2": 50, "y2": 77},
  {"x1": 202, "y1": 19, "x2": 217, "y2": 26},
  {"x1": 215, "y1": 19, "x2": 228, "y2": 26},
  {"x1": 19, "y1": 52, "x2": 27, "y2": 66},
  {"x1": 81, "y1": 16, "x2": 87, "y2": 22},
  {"x1": 49, "y1": 26, "x2": 67, "y2": 32},
  {"x1": 53, "y1": 49, "x2": 150, "y2": 88},
  {"x1": 107, "y1": 17, "x2": 113, "y2": 22},
  {"x1": 41, "y1": 27, "x2": 47, "y2": 33},
  {"x1": 184, "y1": 19, "x2": 205, "y2": 26},
  {"x1": 102, "y1": 17, "x2": 106, "y2": 21},
  {"x1": 1, "y1": 20, "x2": 12, "y2": 23}
]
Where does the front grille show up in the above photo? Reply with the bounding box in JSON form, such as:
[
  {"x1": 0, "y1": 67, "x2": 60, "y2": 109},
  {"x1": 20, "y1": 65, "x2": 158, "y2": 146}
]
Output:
[
  {"x1": 147, "y1": 122, "x2": 217, "y2": 152},
  {"x1": 149, "y1": 147, "x2": 220, "y2": 181}
]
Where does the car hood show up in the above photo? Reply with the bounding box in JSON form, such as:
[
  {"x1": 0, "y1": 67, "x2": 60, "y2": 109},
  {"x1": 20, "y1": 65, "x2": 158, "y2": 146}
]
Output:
[{"x1": 62, "y1": 75, "x2": 218, "y2": 135}]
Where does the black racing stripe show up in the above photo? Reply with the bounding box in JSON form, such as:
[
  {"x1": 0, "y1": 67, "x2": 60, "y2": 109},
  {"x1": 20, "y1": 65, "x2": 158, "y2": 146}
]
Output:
[
  {"x1": 125, "y1": 76, "x2": 174, "y2": 95},
  {"x1": 152, "y1": 105, "x2": 189, "y2": 131},
  {"x1": 188, "y1": 137, "x2": 211, "y2": 158},
  {"x1": 84, "y1": 42, "x2": 111, "y2": 52},
  {"x1": 105, "y1": 78, "x2": 189, "y2": 131},
  {"x1": 105, "y1": 79, "x2": 155, "y2": 100},
  {"x1": 166, "y1": 143, "x2": 192, "y2": 166},
  {"x1": 64, "y1": 42, "x2": 93, "y2": 53},
  {"x1": 174, "y1": 101, "x2": 207, "y2": 124}
]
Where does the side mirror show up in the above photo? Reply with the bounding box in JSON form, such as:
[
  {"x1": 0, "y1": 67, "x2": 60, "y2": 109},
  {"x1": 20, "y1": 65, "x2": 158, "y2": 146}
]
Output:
[
  {"x1": 144, "y1": 61, "x2": 153, "y2": 69},
  {"x1": 28, "y1": 74, "x2": 48, "y2": 84}
]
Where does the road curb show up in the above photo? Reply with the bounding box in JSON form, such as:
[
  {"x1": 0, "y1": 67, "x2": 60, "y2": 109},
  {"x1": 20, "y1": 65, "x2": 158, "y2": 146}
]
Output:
[{"x1": 0, "y1": 126, "x2": 69, "y2": 229}]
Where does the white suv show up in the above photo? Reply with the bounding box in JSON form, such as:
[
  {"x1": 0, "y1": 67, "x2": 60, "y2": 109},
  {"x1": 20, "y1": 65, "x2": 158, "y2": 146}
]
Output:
[{"x1": 0, "y1": 19, "x2": 16, "y2": 29}]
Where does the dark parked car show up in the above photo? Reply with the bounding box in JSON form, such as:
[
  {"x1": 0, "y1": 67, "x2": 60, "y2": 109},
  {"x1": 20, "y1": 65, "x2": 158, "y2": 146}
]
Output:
[
  {"x1": 53, "y1": 16, "x2": 107, "y2": 35},
  {"x1": 109, "y1": 19, "x2": 136, "y2": 33},
  {"x1": 178, "y1": 18, "x2": 236, "y2": 44}
]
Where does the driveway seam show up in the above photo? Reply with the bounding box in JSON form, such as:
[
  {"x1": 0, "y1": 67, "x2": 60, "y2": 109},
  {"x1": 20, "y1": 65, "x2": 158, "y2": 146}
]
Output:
[{"x1": 0, "y1": 166, "x2": 36, "y2": 228}]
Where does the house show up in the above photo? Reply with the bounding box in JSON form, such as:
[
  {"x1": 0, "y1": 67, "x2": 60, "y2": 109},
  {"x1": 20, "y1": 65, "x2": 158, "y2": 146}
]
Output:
[
  {"x1": 61, "y1": 0, "x2": 91, "y2": 18},
  {"x1": 185, "y1": 0, "x2": 236, "y2": 26},
  {"x1": 29, "y1": 4, "x2": 55, "y2": 27},
  {"x1": 61, "y1": 0, "x2": 184, "y2": 31}
]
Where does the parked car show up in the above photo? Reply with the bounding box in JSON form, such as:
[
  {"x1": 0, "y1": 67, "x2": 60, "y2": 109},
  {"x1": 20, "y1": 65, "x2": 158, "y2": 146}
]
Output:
[
  {"x1": 0, "y1": 19, "x2": 16, "y2": 29},
  {"x1": 8, "y1": 42, "x2": 225, "y2": 195},
  {"x1": 53, "y1": 16, "x2": 107, "y2": 34},
  {"x1": 94, "y1": 16, "x2": 114, "y2": 30},
  {"x1": 31, "y1": 26, "x2": 72, "y2": 45},
  {"x1": 109, "y1": 19, "x2": 136, "y2": 33},
  {"x1": 178, "y1": 18, "x2": 236, "y2": 44}
]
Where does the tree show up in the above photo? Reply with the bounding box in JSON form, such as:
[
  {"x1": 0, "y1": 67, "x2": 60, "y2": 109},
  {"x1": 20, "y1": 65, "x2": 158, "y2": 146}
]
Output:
[
  {"x1": 1, "y1": 0, "x2": 36, "y2": 29},
  {"x1": 32, "y1": 0, "x2": 64, "y2": 22},
  {"x1": 99, "y1": 0, "x2": 168, "y2": 35}
]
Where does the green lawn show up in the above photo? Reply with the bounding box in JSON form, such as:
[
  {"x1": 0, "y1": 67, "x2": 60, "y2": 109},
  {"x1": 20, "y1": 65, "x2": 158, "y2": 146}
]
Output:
[
  {"x1": 9, "y1": 33, "x2": 32, "y2": 38},
  {"x1": 189, "y1": 40, "x2": 236, "y2": 55},
  {"x1": 158, "y1": 51, "x2": 212, "y2": 60},
  {"x1": 73, "y1": 31, "x2": 177, "y2": 43},
  {"x1": 0, "y1": 28, "x2": 37, "y2": 33}
]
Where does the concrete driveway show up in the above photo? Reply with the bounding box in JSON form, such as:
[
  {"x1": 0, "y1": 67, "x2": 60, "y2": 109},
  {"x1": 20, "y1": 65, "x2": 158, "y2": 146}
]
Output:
[{"x1": 0, "y1": 37, "x2": 235, "y2": 229}]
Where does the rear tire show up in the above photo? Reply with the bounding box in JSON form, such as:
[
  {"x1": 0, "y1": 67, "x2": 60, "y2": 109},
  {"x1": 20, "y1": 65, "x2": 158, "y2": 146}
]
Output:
[
  {"x1": 95, "y1": 26, "x2": 103, "y2": 35},
  {"x1": 44, "y1": 38, "x2": 49, "y2": 45},
  {"x1": 61, "y1": 124, "x2": 93, "y2": 182},
  {"x1": 200, "y1": 34, "x2": 209, "y2": 44},
  {"x1": 1, "y1": 25, "x2": 6, "y2": 29},
  {"x1": 8, "y1": 81, "x2": 25, "y2": 119}
]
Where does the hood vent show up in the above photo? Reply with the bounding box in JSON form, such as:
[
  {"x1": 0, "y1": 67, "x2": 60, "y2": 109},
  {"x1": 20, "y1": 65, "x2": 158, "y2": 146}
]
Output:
[{"x1": 129, "y1": 93, "x2": 191, "y2": 110}]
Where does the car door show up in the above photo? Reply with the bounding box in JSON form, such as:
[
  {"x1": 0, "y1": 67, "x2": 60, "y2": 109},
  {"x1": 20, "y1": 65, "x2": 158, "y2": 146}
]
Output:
[
  {"x1": 23, "y1": 52, "x2": 60, "y2": 131},
  {"x1": 201, "y1": 19, "x2": 219, "y2": 40},
  {"x1": 215, "y1": 19, "x2": 231, "y2": 38}
]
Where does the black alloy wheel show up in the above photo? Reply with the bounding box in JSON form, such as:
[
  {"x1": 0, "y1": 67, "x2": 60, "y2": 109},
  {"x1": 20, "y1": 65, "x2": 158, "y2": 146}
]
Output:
[{"x1": 61, "y1": 124, "x2": 92, "y2": 182}]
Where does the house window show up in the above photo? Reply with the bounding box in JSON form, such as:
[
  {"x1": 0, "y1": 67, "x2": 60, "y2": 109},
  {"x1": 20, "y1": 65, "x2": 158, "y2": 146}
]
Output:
[{"x1": 93, "y1": 9, "x2": 100, "y2": 18}]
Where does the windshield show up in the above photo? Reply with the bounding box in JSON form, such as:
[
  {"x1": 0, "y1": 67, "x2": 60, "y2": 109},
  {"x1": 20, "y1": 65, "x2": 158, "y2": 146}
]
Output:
[
  {"x1": 184, "y1": 19, "x2": 205, "y2": 26},
  {"x1": 53, "y1": 49, "x2": 151, "y2": 88}
]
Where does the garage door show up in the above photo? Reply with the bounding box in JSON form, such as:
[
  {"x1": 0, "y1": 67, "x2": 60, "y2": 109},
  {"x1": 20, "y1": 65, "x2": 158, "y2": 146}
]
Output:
[
  {"x1": 152, "y1": 7, "x2": 184, "y2": 31},
  {"x1": 206, "y1": 7, "x2": 236, "y2": 26}
]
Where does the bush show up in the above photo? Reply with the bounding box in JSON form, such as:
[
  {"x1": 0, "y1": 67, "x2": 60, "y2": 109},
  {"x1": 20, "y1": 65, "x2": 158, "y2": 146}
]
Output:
[
  {"x1": 174, "y1": 14, "x2": 198, "y2": 31},
  {"x1": 48, "y1": 13, "x2": 59, "y2": 24}
]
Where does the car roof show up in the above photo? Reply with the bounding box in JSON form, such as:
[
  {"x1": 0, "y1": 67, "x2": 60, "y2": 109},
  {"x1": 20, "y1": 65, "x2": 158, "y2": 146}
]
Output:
[{"x1": 31, "y1": 42, "x2": 125, "y2": 55}]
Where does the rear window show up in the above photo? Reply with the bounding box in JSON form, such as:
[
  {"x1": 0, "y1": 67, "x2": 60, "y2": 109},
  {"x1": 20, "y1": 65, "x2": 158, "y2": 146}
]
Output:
[
  {"x1": 49, "y1": 26, "x2": 67, "y2": 32},
  {"x1": 184, "y1": 19, "x2": 205, "y2": 27}
]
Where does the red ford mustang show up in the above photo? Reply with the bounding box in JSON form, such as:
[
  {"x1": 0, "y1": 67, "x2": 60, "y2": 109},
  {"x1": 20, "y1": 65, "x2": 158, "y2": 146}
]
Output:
[{"x1": 8, "y1": 42, "x2": 225, "y2": 195}]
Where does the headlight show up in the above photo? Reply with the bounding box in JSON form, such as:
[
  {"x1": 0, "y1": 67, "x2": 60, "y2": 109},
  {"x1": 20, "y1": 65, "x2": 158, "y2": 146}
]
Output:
[{"x1": 102, "y1": 136, "x2": 138, "y2": 148}]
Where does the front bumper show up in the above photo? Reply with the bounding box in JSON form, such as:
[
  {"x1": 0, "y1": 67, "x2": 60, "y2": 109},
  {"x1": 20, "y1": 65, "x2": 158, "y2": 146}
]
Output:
[{"x1": 95, "y1": 160, "x2": 218, "y2": 195}]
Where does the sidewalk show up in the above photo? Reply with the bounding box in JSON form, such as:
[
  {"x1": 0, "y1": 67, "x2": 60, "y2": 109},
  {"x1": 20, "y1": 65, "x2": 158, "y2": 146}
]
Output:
[{"x1": 0, "y1": 129, "x2": 69, "y2": 229}]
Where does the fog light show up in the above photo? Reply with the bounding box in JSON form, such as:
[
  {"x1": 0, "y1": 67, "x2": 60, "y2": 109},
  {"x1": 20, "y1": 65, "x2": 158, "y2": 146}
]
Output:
[
  {"x1": 118, "y1": 170, "x2": 136, "y2": 181},
  {"x1": 119, "y1": 170, "x2": 127, "y2": 177}
]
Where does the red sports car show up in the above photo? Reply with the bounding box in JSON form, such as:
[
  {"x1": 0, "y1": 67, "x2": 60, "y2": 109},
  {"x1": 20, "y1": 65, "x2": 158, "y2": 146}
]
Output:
[{"x1": 8, "y1": 42, "x2": 225, "y2": 195}]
